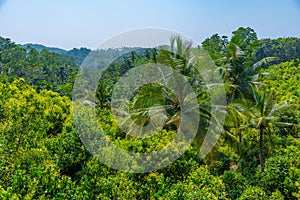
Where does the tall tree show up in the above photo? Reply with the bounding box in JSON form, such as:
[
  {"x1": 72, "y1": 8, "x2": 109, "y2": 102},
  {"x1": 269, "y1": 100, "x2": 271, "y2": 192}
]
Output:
[
  {"x1": 202, "y1": 27, "x2": 276, "y2": 102},
  {"x1": 202, "y1": 34, "x2": 228, "y2": 66},
  {"x1": 230, "y1": 85, "x2": 290, "y2": 172}
]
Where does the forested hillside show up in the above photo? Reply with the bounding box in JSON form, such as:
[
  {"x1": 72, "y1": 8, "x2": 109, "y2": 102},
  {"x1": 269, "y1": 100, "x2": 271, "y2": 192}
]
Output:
[
  {"x1": 0, "y1": 27, "x2": 299, "y2": 199},
  {"x1": 0, "y1": 37, "x2": 78, "y2": 96}
]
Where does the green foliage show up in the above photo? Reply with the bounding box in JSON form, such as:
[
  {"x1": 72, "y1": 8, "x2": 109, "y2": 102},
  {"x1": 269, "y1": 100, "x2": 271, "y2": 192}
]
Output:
[
  {"x1": 221, "y1": 170, "x2": 248, "y2": 199},
  {"x1": 0, "y1": 37, "x2": 78, "y2": 97},
  {"x1": 261, "y1": 60, "x2": 300, "y2": 102},
  {"x1": 161, "y1": 166, "x2": 228, "y2": 200},
  {"x1": 229, "y1": 85, "x2": 289, "y2": 172},
  {"x1": 269, "y1": 190, "x2": 285, "y2": 200},
  {"x1": 238, "y1": 186, "x2": 267, "y2": 200},
  {"x1": 202, "y1": 34, "x2": 228, "y2": 65},
  {"x1": 256, "y1": 37, "x2": 300, "y2": 67},
  {"x1": 0, "y1": 27, "x2": 299, "y2": 199},
  {"x1": 254, "y1": 138, "x2": 300, "y2": 199},
  {"x1": 261, "y1": 60, "x2": 300, "y2": 137},
  {"x1": 203, "y1": 143, "x2": 238, "y2": 176},
  {"x1": 202, "y1": 27, "x2": 272, "y2": 101},
  {"x1": 0, "y1": 79, "x2": 83, "y2": 199}
]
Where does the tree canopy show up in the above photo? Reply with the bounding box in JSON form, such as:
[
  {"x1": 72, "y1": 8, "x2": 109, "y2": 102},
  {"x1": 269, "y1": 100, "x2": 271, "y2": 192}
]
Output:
[{"x1": 0, "y1": 27, "x2": 299, "y2": 199}]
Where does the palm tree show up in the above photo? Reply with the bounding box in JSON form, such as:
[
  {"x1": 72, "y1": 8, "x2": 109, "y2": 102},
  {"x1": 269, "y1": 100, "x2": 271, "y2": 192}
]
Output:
[
  {"x1": 125, "y1": 83, "x2": 171, "y2": 137},
  {"x1": 115, "y1": 36, "x2": 226, "y2": 158},
  {"x1": 202, "y1": 27, "x2": 277, "y2": 102},
  {"x1": 125, "y1": 36, "x2": 196, "y2": 132},
  {"x1": 156, "y1": 37, "x2": 228, "y2": 157},
  {"x1": 224, "y1": 42, "x2": 277, "y2": 101},
  {"x1": 230, "y1": 85, "x2": 289, "y2": 172},
  {"x1": 157, "y1": 35, "x2": 194, "y2": 76}
]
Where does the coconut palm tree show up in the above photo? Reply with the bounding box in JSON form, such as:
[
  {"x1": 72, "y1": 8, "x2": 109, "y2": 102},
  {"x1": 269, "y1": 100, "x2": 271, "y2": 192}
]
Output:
[
  {"x1": 230, "y1": 85, "x2": 290, "y2": 172},
  {"x1": 124, "y1": 36, "x2": 195, "y2": 131},
  {"x1": 157, "y1": 35, "x2": 194, "y2": 76},
  {"x1": 202, "y1": 27, "x2": 277, "y2": 102},
  {"x1": 115, "y1": 36, "x2": 226, "y2": 158},
  {"x1": 224, "y1": 41, "x2": 277, "y2": 102}
]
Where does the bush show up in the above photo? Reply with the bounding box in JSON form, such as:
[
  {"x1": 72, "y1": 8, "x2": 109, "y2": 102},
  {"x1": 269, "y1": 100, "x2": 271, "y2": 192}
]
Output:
[
  {"x1": 221, "y1": 170, "x2": 248, "y2": 199},
  {"x1": 162, "y1": 166, "x2": 228, "y2": 199},
  {"x1": 238, "y1": 186, "x2": 267, "y2": 200},
  {"x1": 269, "y1": 190, "x2": 284, "y2": 200},
  {"x1": 255, "y1": 142, "x2": 300, "y2": 199}
]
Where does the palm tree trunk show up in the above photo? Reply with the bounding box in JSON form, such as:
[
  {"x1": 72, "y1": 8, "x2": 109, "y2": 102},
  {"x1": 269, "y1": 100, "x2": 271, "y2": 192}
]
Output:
[{"x1": 259, "y1": 127, "x2": 265, "y2": 173}]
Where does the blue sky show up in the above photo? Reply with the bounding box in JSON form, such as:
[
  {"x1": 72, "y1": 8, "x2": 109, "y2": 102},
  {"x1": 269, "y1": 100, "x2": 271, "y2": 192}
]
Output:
[{"x1": 0, "y1": 0, "x2": 300, "y2": 50}]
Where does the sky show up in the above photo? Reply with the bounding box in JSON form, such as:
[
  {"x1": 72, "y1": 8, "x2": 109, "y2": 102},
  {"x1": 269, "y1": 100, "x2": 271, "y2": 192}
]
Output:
[{"x1": 0, "y1": 0, "x2": 300, "y2": 50}]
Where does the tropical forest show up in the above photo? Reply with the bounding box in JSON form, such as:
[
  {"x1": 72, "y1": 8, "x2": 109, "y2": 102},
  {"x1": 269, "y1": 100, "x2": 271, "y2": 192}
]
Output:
[{"x1": 0, "y1": 27, "x2": 299, "y2": 199}]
